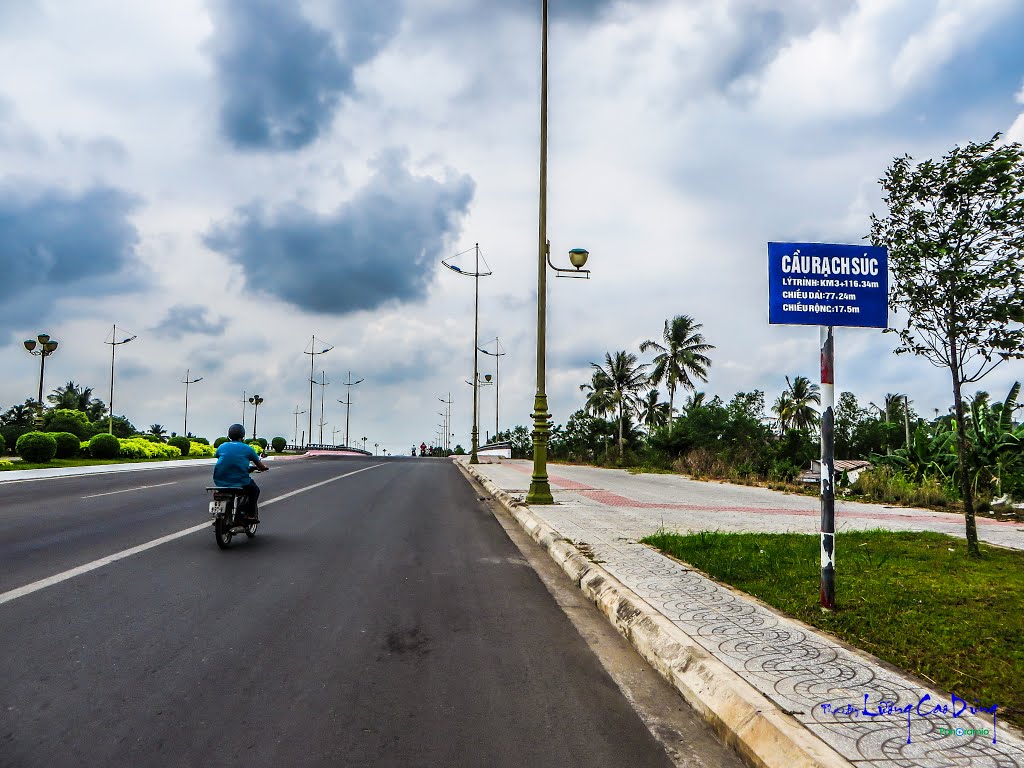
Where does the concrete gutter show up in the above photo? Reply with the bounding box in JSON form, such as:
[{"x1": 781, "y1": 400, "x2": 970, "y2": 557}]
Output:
[{"x1": 458, "y1": 460, "x2": 853, "y2": 768}]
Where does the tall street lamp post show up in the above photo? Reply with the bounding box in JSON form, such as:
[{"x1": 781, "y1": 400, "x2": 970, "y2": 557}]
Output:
[
  {"x1": 361, "y1": 436, "x2": 367, "y2": 452},
  {"x1": 304, "y1": 336, "x2": 333, "y2": 448},
  {"x1": 311, "y1": 371, "x2": 330, "y2": 444},
  {"x1": 23, "y1": 333, "x2": 59, "y2": 426},
  {"x1": 479, "y1": 337, "x2": 505, "y2": 442},
  {"x1": 293, "y1": 406, "x2": 306, "y2": 446},
  {"x1": 439, "y1": 394, "x2": 453, "y2": 454},
  {"x1": 181, "y1": 369, "x2": 203, "y2": 437},
  {"x1": 105, "y1": 325, "x2": 137, "y2": 434},
  {"x1": 248, "y1": 394, "x2": 264, "y2": 439},
  {"x1": 527, "y1": 0, "x2": 591, "y2": 505},
  {"x1": 338, "y1": 371, "x2": 364, "y2": 447},
  {"x1": 443, "y1": 244, "x2": 492, "y2": 464}
]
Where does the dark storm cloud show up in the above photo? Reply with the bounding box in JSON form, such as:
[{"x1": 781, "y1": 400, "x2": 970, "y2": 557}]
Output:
[
  {"x1": 208, "y1": 0, "x2": 400, "y2": 151},
  {"x1": 151, "y1": 304, "x2": 229, "y2": 340},
  {"x1": 0, "y1": 184, "x2": 140, "y2": 306},
  {"x1": 205, "y1": 150, "x2": 475, "y2": 314}
]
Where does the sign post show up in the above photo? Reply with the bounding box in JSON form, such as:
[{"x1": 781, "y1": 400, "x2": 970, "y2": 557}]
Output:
[{"x1": 768, "y1": 242, "x2": 888, "y2": 610}]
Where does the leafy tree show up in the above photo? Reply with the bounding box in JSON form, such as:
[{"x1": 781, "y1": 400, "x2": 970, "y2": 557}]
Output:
[
  {"x1": 589, "y1": 351, "x2": 649, "y2": 458},
  {"x1": 640, "y1": 315, "x2": 713, "y2": 427},
  {"x1": 870, "y1": 134, "x2": 1024, "y2": 555},
  {"x1": 43, "y1": 409, "x2": 93, "y2": 439}
]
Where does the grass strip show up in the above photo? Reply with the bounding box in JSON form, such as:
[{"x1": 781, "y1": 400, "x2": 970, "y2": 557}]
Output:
[
  {"x1": 0, "y1": 455, "x2": 206, "y2": 471},
  {"x1": 641, "y1": 529, "x2": 1024, "y2": 726}
]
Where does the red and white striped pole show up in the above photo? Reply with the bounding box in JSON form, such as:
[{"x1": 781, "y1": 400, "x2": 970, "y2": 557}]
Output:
[{"x1": 820, "y1": 326, "x2": 836, "y2": 610}]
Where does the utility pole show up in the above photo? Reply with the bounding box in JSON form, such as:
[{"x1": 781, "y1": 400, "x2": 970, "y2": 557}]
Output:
[
  {"x1": 304, "y1": 336, "x2": 333, "y2": 447},
  {"x1": 292, "y1": 405, "x2": 306, "y2": 446},
  {"x1": 310, "y1": 371, "x2": 330, "y2": 445}
]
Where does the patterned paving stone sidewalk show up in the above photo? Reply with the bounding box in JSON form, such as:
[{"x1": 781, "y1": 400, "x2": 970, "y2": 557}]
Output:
[{"x1": 467, "y1": 459, "x2": 1024, "y2": 768}]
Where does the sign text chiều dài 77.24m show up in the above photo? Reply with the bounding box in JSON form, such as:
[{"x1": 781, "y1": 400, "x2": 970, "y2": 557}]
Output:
[
  {"x1": 767, "y1": 242, "x2": 888, "y2": 611},
  {"x1": 768, "y1": 242, "x2": 888, "y2": 329}
]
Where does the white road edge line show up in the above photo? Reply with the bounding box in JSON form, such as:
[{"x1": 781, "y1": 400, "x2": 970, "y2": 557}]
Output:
[
  {"x1": 0, "y1": 463, "x2": 387, "y2": 607},
  {"x1": 81, "y1": 481, "x2": 179, "y2": 499}
]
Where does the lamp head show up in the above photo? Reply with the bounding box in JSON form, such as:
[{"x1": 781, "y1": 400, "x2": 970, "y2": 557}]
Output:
[
  {"x1": 484, "y1": 374, "x2": 492, "y2": 382},
  {"x1": 568, "y1": 248, "x2": 589, "y2": 269},
  {"x1": 37, "y1": 333, "x2": 50, "y2": 345},
  {"x1": 44, "y1": 341, "x2": 59, "y2": 353},
  {"x1": 23, "y1": 340, "x2": 37, "y2": 352}
]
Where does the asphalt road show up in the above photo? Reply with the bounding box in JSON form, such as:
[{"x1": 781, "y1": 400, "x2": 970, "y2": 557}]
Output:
[{"x1": 0, "y1": 457, "x2": 736, "y2": 767}]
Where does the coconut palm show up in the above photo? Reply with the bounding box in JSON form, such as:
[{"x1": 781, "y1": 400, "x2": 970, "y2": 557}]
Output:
[
  {"x1": 640, "y1": 315, "x2": 714, "y2": 429},
  {"x1": 786, "y1": 375, "x2": 821, "y2": 430},
  {"x1": 579, "y1": 370, "x2": 616, "y2": 419},
  {"x1": 774, "y1": 376, "x2": 820, "y2": 433},
  {"x1": 638, "y1": 389, "x2": 670, "y2": 433},
  {"x1": 48, "y1": 381, "x2": 94, "y2": 411},
  {"x1": 590, "y1": 351, "x2": 649, "y2": 457},
  {"x1": 148, "y1": 424, "x2": 168, "y2": 441}
]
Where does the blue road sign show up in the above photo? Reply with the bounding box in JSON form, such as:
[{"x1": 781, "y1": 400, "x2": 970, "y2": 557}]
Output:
[{"x1": 768, "y1": 242, "x2": 888, "y2": 328}]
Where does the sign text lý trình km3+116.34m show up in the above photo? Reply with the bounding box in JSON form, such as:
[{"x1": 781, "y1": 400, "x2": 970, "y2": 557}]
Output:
[{"x1": 767, "y1": 242, "x2": 888, "y2": 329}]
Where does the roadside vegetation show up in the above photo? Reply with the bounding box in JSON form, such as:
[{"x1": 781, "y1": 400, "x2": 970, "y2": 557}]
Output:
[
  {"x1": 0, "y1": 380, "x2": 289, "y2": 469},
  {"x1": 642, "y1": 529, "x2": 1024, "y2": 727}
]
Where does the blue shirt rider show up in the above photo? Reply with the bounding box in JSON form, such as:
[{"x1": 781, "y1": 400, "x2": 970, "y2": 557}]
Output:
[{"x1": 214, "y1": 423, "x2": 268, "y2": 519}]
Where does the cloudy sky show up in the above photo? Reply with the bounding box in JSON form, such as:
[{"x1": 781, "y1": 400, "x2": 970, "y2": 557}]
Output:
[{"x1": 2, "y1": 0, "x2": 1024, "y2": 452}]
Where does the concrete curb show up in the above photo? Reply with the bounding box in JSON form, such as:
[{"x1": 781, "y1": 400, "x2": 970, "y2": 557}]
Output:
[{"x1": 457, "y1": 460, "x2": 853, "y2": 768}]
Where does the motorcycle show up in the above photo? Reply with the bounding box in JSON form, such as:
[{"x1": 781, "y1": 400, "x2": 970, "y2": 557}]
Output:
[{"x1": 205, "y1": 465, "x2": 262, "y2": 549}]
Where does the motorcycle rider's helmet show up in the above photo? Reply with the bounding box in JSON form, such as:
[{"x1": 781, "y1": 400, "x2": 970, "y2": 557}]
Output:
[{"x1": 227, "y1": 423, "x2": 246, "y2": 441}]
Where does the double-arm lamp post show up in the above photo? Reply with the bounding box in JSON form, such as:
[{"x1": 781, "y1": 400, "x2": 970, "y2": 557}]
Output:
[
  {"x1": 181, "y1": 369, "x2": 203, "y2": 438},
  {"x1": 304, "y1": 336, "x2": 333, "y2": 448},
  {"x1": 338, "y1": 371, "x2": 364, "y2": 447},
  {"x1": 478, "y1": 338, "x2": 505, "y2": 442},
  {"x1": 105, "y1": 325, "x2": 137, "y2": 434},
  {"x1": 527, "y1": 0, "x2": 591, "y2": 504},
  {"x1": 23, "y1": 333, "x2": 59, "y2": 426},
  {"x1": 442, "y1": 244, "x2": 492, "y2": 464}
]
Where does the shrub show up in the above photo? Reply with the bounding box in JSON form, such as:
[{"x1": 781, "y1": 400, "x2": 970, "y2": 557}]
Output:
[
  {"x1": 0, "y1": 433, "x2": 5, "y2": 455},
  {"x1": 190, "y1": 436, "x2": 210, "y2": 445},
  {"x1": 271, "y1": 436, "x2": 286, "y2": 453},
  {"x1": 79, "y1": 441, "x2": 90, "y2": 456},
  {"x1": 89, "y1": 432, "x2": 121, "y2": 459},
  {"x1": 255, "y1": 437, "x2": 268, "y2": 450},
  {"x1": 247, "y1": 441, "x2": 264, "y2": 455},
  {"x1": 167, "y1": 436, "x2": 191, "y2": 456},
  {"x1": 52, "y1": 431, "x2": 82, "y2": 459},
  {"x1": 17, "y1": 432, "x2": 58, "y2": 462},
  {"x1": 188, "y1": 441, "x2": 215, "y2": 458},
  {"x1": 43, "y1": 409, "x2": 93, "y2": 439},
  {"x1": 118, "y1": 438, "x2": 182, "y2": 459},
  {"x1": 214, "y1": 437, "x2": 228, "y2": 448}
]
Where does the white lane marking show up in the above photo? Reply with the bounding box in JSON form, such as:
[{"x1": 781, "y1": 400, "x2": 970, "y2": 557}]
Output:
[
  {"x1": 81, "y1": 482, "x2": 178, "y2": 499},
  {"x1": 0, "y1": 463, "x2": 387, "y2": 606}
]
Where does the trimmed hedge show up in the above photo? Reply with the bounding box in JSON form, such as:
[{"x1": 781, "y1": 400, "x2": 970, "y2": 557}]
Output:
[
  {"x1": 255, "y1": 438, "x2": 268, "y2": 450},
  {"x1": 271, "y1": 436, "x2": 286, "y2": 453},
  {"x1": 119, "y1": 438, "x2": 181, "y2": 459},
  {"x1": 188, "y1": 441, "x2": 215, "y2": 458},
  {"x1": 167, "y1": 436, "x2": 191, "y2": 456},
  {"x1": 214, "y1": 437, "x2": 228, "y2": 448},
  {"x1": 17, "y1": 432, "x2": 58, "y2": 463},
  {"x1": 52, "y1": 431, "x2": 82, "y2": 459},
  {"x1": 89, "y1": 432, "x2": 121, "y2": 459}
]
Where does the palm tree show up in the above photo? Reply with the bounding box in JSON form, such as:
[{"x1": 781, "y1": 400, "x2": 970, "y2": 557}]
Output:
[
  {"x1": 682, "y1": 391, "x2": 707, "y2": 416},
  {"x1": 638, "y1": 389, "x2": 670, "y2": 433},
  {"x1": 640, "y1": 315, "x2": 714, "y2": 429},
  {"x1": 590, "y1": 351, "x2": 649, "y2": 457},
  {"x1": 579, "y1": 370, "x2": 616, "y2": 419},
  {"x1": 778, "y1": 376, "x2": 821, "y2": 432},
  {"x1": 148, "y1": 424, "x2": 168, "y2": 441},
  {"x1": 48, "y1": 381, "x2": 94, "y2": 411}
]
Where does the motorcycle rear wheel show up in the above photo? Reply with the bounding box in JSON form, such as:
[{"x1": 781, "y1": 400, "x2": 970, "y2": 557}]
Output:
[{"x1": 214, "y1": 516, "x2": 233, "y2": 549}]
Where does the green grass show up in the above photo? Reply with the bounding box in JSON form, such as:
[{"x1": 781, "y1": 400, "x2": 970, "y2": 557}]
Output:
[
  {"x1": 641, "y1": 529, "x2": 1024, "y2": 725},
  {"x1": 0, "y1": 455, "x2": 206, "y2": 471}
]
